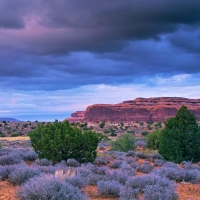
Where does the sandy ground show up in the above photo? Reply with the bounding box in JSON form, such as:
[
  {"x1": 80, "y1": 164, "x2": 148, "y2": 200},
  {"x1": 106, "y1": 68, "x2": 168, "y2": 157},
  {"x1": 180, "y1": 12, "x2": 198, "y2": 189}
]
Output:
[
  {"x1": 0, "y1": 136, "x2": 29, "y2": 141},
  {"x1": 0, "y1": 181, "x2": 18, "y2": 200}
]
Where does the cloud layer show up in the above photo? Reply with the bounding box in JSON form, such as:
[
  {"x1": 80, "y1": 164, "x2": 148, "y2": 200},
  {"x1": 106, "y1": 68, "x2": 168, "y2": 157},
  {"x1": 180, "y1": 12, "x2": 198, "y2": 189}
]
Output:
[{"x1": 0, "y1": 0, "x2": 200, "y2": 120}]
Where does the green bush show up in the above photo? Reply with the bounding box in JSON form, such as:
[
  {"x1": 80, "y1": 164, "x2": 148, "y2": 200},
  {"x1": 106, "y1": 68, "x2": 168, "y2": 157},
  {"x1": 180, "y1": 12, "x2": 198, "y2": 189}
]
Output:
[
  {"x1": 141, "y1": 131, "x2": 149, "y2": 136},
  {"x1": 154, "y1": 122, "x2": 162, "y2": 129},
  {"x1": 139, "y1": 122, "x2": 144, "y2": 126},
  {"x1": 23, "y1": 123, "x2": 28, "y2": 128},
  {"x1": 0, "y1": 133, "x2": 6, "y2": 137},
  {"x1": 146, "y1": 130, "x2": 160, "y2": 150},
  {"x1": 127, "y1": 130, "x2": 135, "y2": 134},
  {"x1": 147, "y1": 124, "x2": 152, "y2": 130},
  {"x1": 110, "y1": 132, "x2": 117, "y2": 137},
  {"x1": 0, "y1": 142, "x2": 2, "y2": 149},
  {"x1": 99, "y1": 121, "x2": 105, "y2": 128},
  {"x1": 159, "y1": 106, "x2": 200, "y2": 163},
  {"x1": 110, "y1": 133, "x2": 135, "y2": 152},
  {"x1": 104, "y1": 129, "x2": 110, "y2": 134},
  {"x1": 10, "y1": 133, "x2": 21, "y2": 137},
  {"x1": 29, "y1": 120, "x2": 99, "y2": 164}
]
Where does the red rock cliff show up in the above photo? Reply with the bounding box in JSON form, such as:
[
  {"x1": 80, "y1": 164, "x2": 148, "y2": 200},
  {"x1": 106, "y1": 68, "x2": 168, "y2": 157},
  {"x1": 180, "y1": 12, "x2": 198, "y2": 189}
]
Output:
[{"x1": 67, "y1": 97, "x2": 200, "y2": 122}]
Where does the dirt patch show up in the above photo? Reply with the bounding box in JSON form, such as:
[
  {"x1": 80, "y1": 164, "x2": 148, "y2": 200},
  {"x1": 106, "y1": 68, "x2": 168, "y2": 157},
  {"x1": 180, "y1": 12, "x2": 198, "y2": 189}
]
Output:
[
  {"x1": 83, "y1": 185, "x2": 118, "y2": 200},
  {"x1": 0, "y1": 181, "x2": 18, "y2": 200},
  {"x1": 0, "y1": 136, "x2": 29, "y2": 141},
  {"x1": 177, "y1": 183, "x2": 200, "y2": 200}
]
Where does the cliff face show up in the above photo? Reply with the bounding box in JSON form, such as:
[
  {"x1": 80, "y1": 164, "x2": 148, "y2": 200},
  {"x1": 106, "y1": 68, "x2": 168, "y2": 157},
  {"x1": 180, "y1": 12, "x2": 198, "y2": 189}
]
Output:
[{"x1": 67, "y1": 97, "x2": 200, "y2": 122}]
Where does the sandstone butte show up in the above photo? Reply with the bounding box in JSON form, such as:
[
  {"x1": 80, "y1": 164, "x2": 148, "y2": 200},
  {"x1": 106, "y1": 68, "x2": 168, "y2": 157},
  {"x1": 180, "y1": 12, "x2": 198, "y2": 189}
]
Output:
[{"x1": 67, "y1": 97, "x2": 200, "y2": 123}]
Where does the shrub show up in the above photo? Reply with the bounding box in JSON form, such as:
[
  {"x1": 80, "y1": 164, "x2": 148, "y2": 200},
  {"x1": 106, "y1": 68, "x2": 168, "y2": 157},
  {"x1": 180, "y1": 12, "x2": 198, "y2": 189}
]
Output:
[
  {"x1": 109, "y1": 170, "x2": 129, "y2": 185},
  {"x1": 79, "y1": 165, "x2": 109, "y2": 185},
  {"x1": 127, "y1": 130, "x2": 135, "y2": 134},
  {"x1": 146, "y1": 130, "x2": 160, "y2": 150},
  {"x1": 35, "y1": 165, "x2": 57, "y2": 174},
  {"x1": 66, "y1": 176, "x2": 87, "y2": 189},
  {"x1": 147, "y1": 124, "x2": 152, "y2": 130},
  {"x1": 20, "y1": 150, "x2": 38, "y2": 162},
  {"x1": 97, "y1": 166, "x2": 110, "y2": 175},
  {"x1": 66, "y1": 158, "x2": 80, "y2": 167},
  {"x1": 8, "y1": 163, "x2": 41, "y2": 185},
  {"x1": 153, "y1": 167, "x2": 200, "y2": 183},
  {"x1": 0, "y1": 142, "x2": 2, "y2": 149},
  {"x1": 126, "y1": 174, "x2": 177, "y2": 199},
  {"x1": 126, "y1": 150, "x2": 136, "y2": 157},
  {"x1": 35, "y1": 158, "x2": 52, "y2": 166},
  {"x1": 110, "y1": 132, "x2": 117, "y2": 136},
  {"x1": 141, "y1": 131, "x2": 149, "y2": 136},
  {"x1": 0, "y1": 148, "x2": 14, "y2": 156},
  {"x1": 136, "y1": 162, "x2": 154, "y2": 174},
  {"x1": 110, "y1": 133, "x2": 135, "y2": 152},
  {"x1": 88, "y1": 173, "x2": 109, "y2": 185},
  {"x1": 164, "y1": 162, "x2": 179, "y2": 168},
  {"x1": 136, "y1": 152, "x2": 146, "y2": 159},
  {"x1": 121, "y1": 165, "x2": 135, "y2": 176},
  {"x1": 94, "y1": 157, "x2": 109, "y2": 165},
  {"x1": 10, "y1": 133, "x2": 20, "y2": 137},
  {"x1": 139, "y1": 122, "x2": 144, "y2": 126},
  {"x1": 148, "y1": 153, "x2": 162, "y2": 160},
  {"x1": 97, "y1": 180, "x2": 122, "y2": 197},
  {"x1": 0, "y1": 132, "x2": 6, "y2": 137},
  {"x1": 135, "y1": 140, "x2": 147, "y2": 148},
  {"x1": 17, "y1": 174, "x2": 88, "y2": 200},
  {"x1": 143, "y1": 183, "x2": 178, "y2": 200},
  {"x1": 154, "y1": 159, "x2": 164, "y2": 167},
  {"x1": 110, "y1": 160, "x2": 123, "y2": 169},
  {"x1": 0, "y1": 165, "x2": 15, "y2": 180},
  {"x1": 119, "y1": 187, "x2": 140, "y2": 200},
  {"x1": 99, "y1": 121, "x2": 105, "y2": 128},
  {"x1": 130, "y1": 161, "x2": 138, "y2": 169},
  {"x1": 159, "y1": 106, "x2": 200, "y2": 163},
  {"x1": 181, "y1": 161, "x2": 199, "y2": 170},
  {"x1": 0, "y1": 153, "x2": 22, "y2": 165},
  {"x1": 29, "y1": 120, "x2": 99, "y2": 163},
  {"x1": 154, "y1": 122, "x2": 162, "y2": 129}
]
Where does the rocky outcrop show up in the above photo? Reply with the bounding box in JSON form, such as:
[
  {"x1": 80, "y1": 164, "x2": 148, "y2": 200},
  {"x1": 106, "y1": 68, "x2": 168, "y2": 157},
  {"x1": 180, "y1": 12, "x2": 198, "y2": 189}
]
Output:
[{"x1": 67, "y1": 97, "x2": 200, "y2": 122}]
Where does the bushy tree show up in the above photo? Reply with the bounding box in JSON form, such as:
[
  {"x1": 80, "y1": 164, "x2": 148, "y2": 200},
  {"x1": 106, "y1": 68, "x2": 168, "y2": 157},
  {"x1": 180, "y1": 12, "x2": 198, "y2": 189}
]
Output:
[
  {"x1": 110, "y1": 133, "x2": 135, "y2": 152},
  {"x1": 159, "y1": 106, "x2": 200, "y2": 163},
  {"x1": 99, "y1": 121, "x2": 105, "y2": 128},
  {"x1": 29, "y1": 120, "x2": 99, "y2": 163},
  {"x1": 146, "y1": 130, "x2": 160, "y2": 150}
]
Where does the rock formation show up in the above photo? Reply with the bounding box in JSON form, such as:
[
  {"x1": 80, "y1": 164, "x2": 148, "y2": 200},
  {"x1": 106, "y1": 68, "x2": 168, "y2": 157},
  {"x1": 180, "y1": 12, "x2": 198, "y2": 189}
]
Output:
[{"x1": 67, "y1": 97, "x2": 200, "y2": 122}]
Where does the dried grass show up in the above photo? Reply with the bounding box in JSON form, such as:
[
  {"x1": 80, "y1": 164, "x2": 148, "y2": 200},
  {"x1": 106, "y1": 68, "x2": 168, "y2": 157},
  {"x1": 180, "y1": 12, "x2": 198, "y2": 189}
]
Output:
[{"x1": 0, "y1": 136, "x2": 29, "y2": 141}]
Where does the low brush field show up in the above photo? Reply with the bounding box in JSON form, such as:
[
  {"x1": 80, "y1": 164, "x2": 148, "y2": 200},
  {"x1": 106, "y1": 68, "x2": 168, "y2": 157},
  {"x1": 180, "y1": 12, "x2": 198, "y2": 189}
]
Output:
[{"x1": 0, "y1": 135, "x2": 200, "y2": 200}]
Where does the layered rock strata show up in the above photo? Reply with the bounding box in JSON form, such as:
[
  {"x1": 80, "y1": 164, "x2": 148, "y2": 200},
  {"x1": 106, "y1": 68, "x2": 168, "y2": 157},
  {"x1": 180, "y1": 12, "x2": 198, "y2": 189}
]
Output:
[{"x1": 67, "y1": 97, "x2": 200, "y2": 122}]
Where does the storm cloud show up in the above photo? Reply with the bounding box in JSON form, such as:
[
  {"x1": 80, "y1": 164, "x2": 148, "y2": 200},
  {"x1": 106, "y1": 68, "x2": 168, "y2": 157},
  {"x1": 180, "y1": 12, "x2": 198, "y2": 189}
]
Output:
[{"x1": 0, "y1": 0, "x2": 200, "y2": 120}]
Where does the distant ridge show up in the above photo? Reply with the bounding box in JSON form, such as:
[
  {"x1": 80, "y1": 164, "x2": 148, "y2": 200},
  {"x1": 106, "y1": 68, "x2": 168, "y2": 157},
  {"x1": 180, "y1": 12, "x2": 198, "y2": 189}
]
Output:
[
  {"x1": 66, "y1": 97, "x2": 200, "y2": 122},
  {"x1": 0, "y1": 118, "x2": 21, "y2": 122}
]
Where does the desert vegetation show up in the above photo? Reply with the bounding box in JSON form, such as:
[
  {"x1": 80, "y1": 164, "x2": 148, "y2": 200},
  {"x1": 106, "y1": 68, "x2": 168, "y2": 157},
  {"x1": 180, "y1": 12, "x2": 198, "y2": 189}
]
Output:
[
  {"x1": 29, "y1": 120, "x2": 99, "y2": 163},
  {"x1": 0, "y1": 121, "x2": 44, "y2": 137},
  {"x1": 0, "y1": 106, "x2": 200, "y2": 199}
]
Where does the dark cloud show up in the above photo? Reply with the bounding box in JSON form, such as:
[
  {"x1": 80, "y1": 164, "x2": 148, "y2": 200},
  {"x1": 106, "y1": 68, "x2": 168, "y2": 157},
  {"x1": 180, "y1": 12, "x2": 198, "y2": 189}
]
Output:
[
  {"x1": 0, "y1": 0, "x2": 36, "y2": 29},
  {"x1": 168, "y1": 28, "x2": 200, "y2": 53},
  {"x1": 0, "y1": 0, "x2": 200, "y2": 91},
  {"x1": 1, "y1": 0, "x2": 200, "y2": 54}
]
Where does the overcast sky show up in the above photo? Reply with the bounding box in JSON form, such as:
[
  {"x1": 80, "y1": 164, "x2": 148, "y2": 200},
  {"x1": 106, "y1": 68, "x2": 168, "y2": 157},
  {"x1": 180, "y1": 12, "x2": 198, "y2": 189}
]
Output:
[{"x1": 1, "y1": 0, "x2": 200, "y2": 121}]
